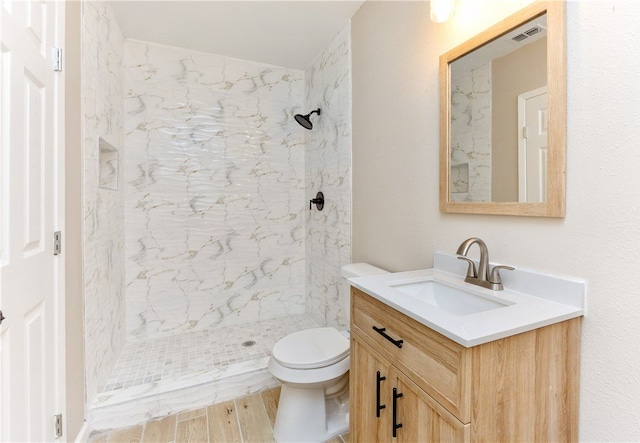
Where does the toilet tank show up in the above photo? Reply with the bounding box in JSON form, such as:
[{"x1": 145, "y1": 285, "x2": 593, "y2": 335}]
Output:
[{"x1": 341, "y1": 263, "x2": 389, "y2": 279}]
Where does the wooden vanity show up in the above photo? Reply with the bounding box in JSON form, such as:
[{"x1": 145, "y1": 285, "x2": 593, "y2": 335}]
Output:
[{"x1": 350, "y1": 287, "x2": 581, "y2": 442}]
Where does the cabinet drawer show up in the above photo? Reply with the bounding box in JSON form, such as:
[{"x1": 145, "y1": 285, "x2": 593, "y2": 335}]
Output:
[{"x1": 351, "y1": 287, "x2": 472, "y2": 422}]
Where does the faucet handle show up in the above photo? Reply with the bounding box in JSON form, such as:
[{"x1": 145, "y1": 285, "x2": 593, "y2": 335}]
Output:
[
  {"x1": 457, "y1": 257, "x2": 478, "y2": 278},
  {"x1": 489, "y1": 265, "x2": 515, "y2": 285}
]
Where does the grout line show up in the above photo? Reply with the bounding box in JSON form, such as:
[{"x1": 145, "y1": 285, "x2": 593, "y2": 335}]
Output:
[
  {"x1": 173, "y1": 412, "x2": 178, "y2": 443},
  {"x1": 257, "y1": 389, "x2": 275, "y2": 438},
  {"x1": 205, "y1": 404, "x2": 211, "y2": 443},
  {"x1": 233, "y1": 398, "x2": 245, "y2": 443},
  {"x1": 103, "y1": 315, "x2": 320, "y2": 393}
]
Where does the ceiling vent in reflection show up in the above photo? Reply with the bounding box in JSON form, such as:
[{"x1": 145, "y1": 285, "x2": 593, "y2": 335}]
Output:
[{"x1": 512, "y1": 26, "x2": 544, "y2": 43}]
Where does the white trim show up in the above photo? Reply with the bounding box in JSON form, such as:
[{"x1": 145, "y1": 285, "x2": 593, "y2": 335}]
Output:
[
  {"x1": 517, "y1": 85, "x2": 547, "y2": 202},
  {"x1": 52, "y1": 1, "x2": 68, "y2": 441},
  {"x1": 74, "y1": 422, "x2": 91, "y2": 443}
]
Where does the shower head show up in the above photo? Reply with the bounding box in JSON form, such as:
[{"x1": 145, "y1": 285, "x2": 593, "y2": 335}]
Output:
[{"x1": 294, "y1": 108, "x2": 321, "y2": 130}]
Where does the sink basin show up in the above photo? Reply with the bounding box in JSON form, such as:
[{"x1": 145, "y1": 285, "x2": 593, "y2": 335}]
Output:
[
  {"x1": 389, "y1": 278, "x2": 511, "y2": 316},
  {"x1": 348, "y1": 256, "x2": 586, "y2": 346}
]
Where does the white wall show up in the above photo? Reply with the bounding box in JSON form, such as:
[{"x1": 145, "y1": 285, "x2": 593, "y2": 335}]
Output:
[
  {"x1": 65, "y1": 2, "x2": 85, "y2": 437},
  {"x1": 352, "y1": 0, "x2": 640, "y2": 440}
]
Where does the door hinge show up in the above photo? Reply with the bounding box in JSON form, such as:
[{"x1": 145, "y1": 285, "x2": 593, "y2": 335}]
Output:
[
  {"x1": 54, "y1": 414, "x2": 63, "y2": 439},
  {"x1": 522, "y1": 126, "x2": 527, "y2": 138},
  {"x1": 53, "y1": 231, "x2": 62, "y2": 256},
  {"x1": 53, "y1": 48, "x2": 62, "y2": 72}
]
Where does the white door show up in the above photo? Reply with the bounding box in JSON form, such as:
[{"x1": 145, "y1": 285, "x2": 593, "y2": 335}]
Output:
[
  {"x1": 517, "y1": 86, "x2": 548, "y2": 202},
  {"x1": 0, "y1": 1, "x2": 64, "y2": 441}
]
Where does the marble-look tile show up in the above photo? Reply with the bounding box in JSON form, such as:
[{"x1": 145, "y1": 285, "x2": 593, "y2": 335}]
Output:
[
  {"x1": 123, "y1": 41, "x2": 307, "y2": 340},
  {"x1": 102, "y1": 314, "x2": 318, "y2": 393},
  {"x1": 83, "y1": 12, "x2": 355, "y2": 428},
  {"x1": 304, "y1": 26, "x2": 352, "y2": 330},
  {"x1": 88, "y1": 309, "x2": 318, "y2": 431},
  {"x1": 82, "y1": 0, "x2": 127, "y2": 405},
  {"x1": 99, "y1": 141, "x2": 119, "y2": 190},
  {"x1": 450, "y1": 62, "x2": 492, "y2": 202}
]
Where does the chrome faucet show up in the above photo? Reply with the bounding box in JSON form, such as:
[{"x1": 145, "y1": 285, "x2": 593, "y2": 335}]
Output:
[{"x1": 456, "y1": 237, "x2": 514, "y2": 291}]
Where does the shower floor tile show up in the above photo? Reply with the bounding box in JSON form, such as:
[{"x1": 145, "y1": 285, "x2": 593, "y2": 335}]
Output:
[{"x1": 103, "y1": 314, "x2": 320, "y2": 394}]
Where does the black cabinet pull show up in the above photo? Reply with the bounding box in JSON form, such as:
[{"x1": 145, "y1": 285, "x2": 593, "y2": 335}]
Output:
[
  {"x1": 372, "y1": 326, "x2": 404, "y2": 348},
  {"x1": 376, "y1": 371, "x2": 386, "y2": 417},
  {"x1": 392, "y1": 387, "x2": 404, "y2": 438}
]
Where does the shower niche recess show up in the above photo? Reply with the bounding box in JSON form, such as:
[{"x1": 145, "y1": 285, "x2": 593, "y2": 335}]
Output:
[{"x1": 99, "y1": 138, "x2": 119, "y2": 190}]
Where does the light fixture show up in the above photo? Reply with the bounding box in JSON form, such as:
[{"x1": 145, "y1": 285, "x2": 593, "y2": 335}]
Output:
[{"x1": 430, "y1": 0, "x2": 455, "y2": 23}]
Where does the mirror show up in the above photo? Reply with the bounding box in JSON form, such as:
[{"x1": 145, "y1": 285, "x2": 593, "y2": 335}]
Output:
[{"x1": 440, "y1": 1, "x2": 566, "y2": 217}]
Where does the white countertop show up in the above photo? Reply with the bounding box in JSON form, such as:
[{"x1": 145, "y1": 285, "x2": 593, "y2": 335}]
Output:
[{"x1": 348, "y1": 253, "x2": 587, "y2": 348}]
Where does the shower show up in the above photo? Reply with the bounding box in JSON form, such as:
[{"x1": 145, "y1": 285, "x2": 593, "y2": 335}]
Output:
[
  {"x1": 294, "y1": 108, "x2": 321, "y2": 130},
  {"x1": 83, "y1": 0, "x2": 352, "y2": 429}
]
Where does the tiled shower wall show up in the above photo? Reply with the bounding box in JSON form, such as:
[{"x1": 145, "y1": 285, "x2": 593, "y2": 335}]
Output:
[
  {"x1": 305, "y1": 27, "x2": 352, "y2": 329},
  {"x1": 123, "y1": 41, "x2": 307, "y2": 341},
  {"x1": 82, "y1": 5, "x2": 353, "y2": 407},
  {"x1": 82, "y1": 0, "x2": 127, "y2": 404},
  {"x1": 450, "y1": 62, "x2": 492, "y2": 202}
]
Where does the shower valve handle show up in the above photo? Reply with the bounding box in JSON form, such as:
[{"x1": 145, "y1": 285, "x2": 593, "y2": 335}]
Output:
[{"x1": 309, "y1": 192, "x2": 324, "y2": 211}]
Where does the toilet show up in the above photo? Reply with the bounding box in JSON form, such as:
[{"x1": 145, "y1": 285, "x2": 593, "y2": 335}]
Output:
[{"x1": 268, "y1": 263, "x2": 388, "y2": 442}]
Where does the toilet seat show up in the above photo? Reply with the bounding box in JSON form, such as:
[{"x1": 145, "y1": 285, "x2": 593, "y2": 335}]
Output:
[
  {"x1": 272, "y1": 327, "x2": 350, "y2": 369},
  {"x1": 269, "y1": 354, "x2": 350, "y2": 386}
]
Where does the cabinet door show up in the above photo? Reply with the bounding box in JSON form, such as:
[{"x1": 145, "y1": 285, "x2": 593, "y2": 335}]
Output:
[
  {"x1": 392, "y1": 368, "x2": 470, "y2": 443},
  {"x1": 351, "y1": 334, "x2": 393, "y2": 442},
  {"x1": 351, "y1": 288, "x2": 472, "y2": 422}
]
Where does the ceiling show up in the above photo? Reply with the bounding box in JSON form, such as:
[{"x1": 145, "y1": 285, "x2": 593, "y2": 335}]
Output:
[
  {"x1": 451, "y1": 13, "x2": 547, "y2": 75},
  {"x1": 111, "y1": 1, "x2": 365, "y2": 71}
]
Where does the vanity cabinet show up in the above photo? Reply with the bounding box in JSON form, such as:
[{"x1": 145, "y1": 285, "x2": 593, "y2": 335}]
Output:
[
  {"x1": 352, "y1": 336, "x2": 469, "y2": 442},
  {"x1": 350, "y1": 287, "x2": 580, "y2": 442}
]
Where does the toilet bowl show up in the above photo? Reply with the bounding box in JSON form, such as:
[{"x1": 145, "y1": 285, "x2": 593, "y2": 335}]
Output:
[
  {"x1": 269, "y1": 327, "x2": 350, "y2": 442},
  {"x1": 268, "y1": 263, "x2": 388, "y2": 443}
]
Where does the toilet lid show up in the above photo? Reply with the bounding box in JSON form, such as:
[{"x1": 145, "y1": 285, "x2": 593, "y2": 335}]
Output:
[{"x1": 272, "y1": 327, "x2": 350, "y2": 369}]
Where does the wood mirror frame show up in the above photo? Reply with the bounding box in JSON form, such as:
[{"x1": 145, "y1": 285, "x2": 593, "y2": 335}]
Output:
[{"x1": 439, "y1": 1, "x2": 566, "y2": 217}]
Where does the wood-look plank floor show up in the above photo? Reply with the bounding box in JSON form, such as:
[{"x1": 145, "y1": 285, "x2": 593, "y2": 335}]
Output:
[{"x1": 89, "y1": 387, "x2": 350, "y2": 443}]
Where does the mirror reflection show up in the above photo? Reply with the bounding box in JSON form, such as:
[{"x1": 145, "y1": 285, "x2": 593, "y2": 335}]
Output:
[{"x1": 449, "y1": 14, "x2": 547, "y2": 203}]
